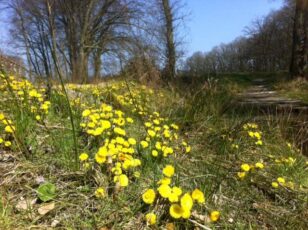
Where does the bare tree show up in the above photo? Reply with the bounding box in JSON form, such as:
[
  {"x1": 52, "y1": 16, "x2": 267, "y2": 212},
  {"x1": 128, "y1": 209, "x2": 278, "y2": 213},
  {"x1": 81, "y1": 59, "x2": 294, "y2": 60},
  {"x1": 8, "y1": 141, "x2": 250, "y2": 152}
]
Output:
[
  {"x1": 290, "y1": 0, "x2": 307, "y2": 78},
  {"x1": 161, "y1": 0, "x2": 176, "y2": 80}
]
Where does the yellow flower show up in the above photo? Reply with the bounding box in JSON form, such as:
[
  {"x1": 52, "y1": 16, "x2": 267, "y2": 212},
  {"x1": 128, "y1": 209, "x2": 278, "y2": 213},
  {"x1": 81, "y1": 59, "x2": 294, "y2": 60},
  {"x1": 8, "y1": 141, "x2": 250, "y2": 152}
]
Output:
[
  {"x1": 162, "y1": 147, "x2": 173, "y2": 157},
  {"x1": 172, "y1": 186, "x2": 182, "y2": 196},
  {"x1": 241, "y1": 164, "x2": 250, "y2": 172},
  {"x1": 181, "y1": 208, "x2": 191, "y2": 219},
  {"x1": 145, "y1": 212, "x2": 156, "y2": 225},
  {"x1": 152, "y1": 150, "x2": 158, "y2": 157},
  {"x1": 285, "y1": 181, "x2": 294, "y2": 189},
  {"x1": 97, "y1": 146, "x2": 108, "y2": 157},
  {"x1": 163, "y1": 165, "x2": 175, "y2": 177},
  {"x1": 255, "y1": 140, "x2": 263, "y2": 145},
  {"x1": 140, "y1": 140, "x2": 149, "y2": 148},
  {"x1": 87, "y1": 122, "x2": 96, "y2": 128},
  {"x1": 126, "y1": 117, "x2": 134, "y2": 123},
  {"x1": 153, "y1": 119, "x2": 160, "y2": 125},
  {"x1": 168, "y1": 192, "x2": 180, "y2": 203},
  {"x1": 79, "y1": 153, "x2": 89, "y2": 161},
  {"x1": 134, "y1": 171, "x2": 140, "y2": 178},
  {"x1": 158, "y1": 184, "x2": 172, "y2": 198},
  {"x1": 185, "y1": 146, "x2": 191, "y2": 153},
  {"x1": 169, "y1": 204, "x2": 183, "y2": 219},
  {"x1": 277, "y1": 177, "x2": 285, "y2": 184},
  {"x1": 272, "y1": 182, "x2": 279, "y2": 188},
  {"x1": 101, "y1": 120, "x2": 111, "y2": 129},
  {"x1": 163, "y1": 130, "x2": 171, "y2": 138},
  {"x1": 168, "y1": 186, "x2": 182, "y2": 203},
  {"x1": 128, "y1": 138, "x2": 136, "y2": 145},
  {"x1": 82, "y1": 109, "x2": 91, "y2": 117},
  {"x1": 111, "y1": 166, "x2": 122, "y2": 175},
  {"x1": 5, "y1": 125, "x2": 15, "y2": 133},
  {"x1": 144, "y1": 122, "x2": 152, "y2": 127},
  {"x1": 83, "y1": 162, "x2": 90, "y2": 170},
  {"x1": 35, "y1": 115, "x2": 41, "y2": 121},
  {"x1": 180, "y1": 193, "x2": 193, "y2": 211},
  {"x1": 255, "y1": 162, "x2": 264, "y2": 169},
  {"x1": 95, "y1": 187, "x2": 105, "y2": 198},
  {"x1": 119, "y1": 174, "x2": 129, "y2": 187},
  {"x1": 210, "y1": 211, "x2": 220, "y2": 222},
  {"x1": 157, "y1": 177, "x2": 171, "y2": 185},
  {"x1": 192, "y1": 189, "x2": 205, "y2": 204},
  {"x1": 237, "y1": 172, "x2": 246, "y2": 179},
  {"x1": 95, "y1": 153, "x2": 106, "y2": 164},
  {"x1": 4, "y1": 141, "x2": 11, "y2": 147},
  {"x1": 142, "y1": 189, "x2": 156, "y2": 204},
  {"x1": 93, "y1": 127, "x2": 104, "y2": 136},
  {"x1": 147, "y1": 129, "x2": 156, "y2": 137},
  {"x1": 155, "y1": 142, "x2": 162, "y2": 150},
  {"x1": 254, "y1": 132, "x2": 261, "y2": 139},
  {"x1": 114, "y1": 127, "x2": 126, "y2": 136}
]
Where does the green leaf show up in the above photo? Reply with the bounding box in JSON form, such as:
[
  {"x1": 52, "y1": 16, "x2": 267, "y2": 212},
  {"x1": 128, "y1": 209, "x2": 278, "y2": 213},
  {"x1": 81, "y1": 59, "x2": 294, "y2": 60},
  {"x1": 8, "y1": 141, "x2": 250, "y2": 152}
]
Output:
[{"x1": 37, "y1": 182, "x2": 56, "y2": 202}]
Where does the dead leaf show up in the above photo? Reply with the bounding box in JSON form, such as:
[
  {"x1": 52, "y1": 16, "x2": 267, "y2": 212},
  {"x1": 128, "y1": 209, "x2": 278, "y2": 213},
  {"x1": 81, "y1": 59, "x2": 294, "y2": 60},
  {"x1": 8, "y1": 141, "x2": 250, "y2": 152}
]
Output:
[
  {"x1": 166, "y1": 223, "x2": 175, "y2": 230},
  {"x1": 38, "y1": 202, "x2": 55, "y2": 215},
  {"x1": 16, "y1": 197, "x2": 37, "y2": 211},
  {"x1": 51, "y1": 219, "x2": 60, "y2": 227},
  {"x1": 35, "y1": 176, "x2": 45, "y2": 184},
  {"x1": 192, "y1": 211, "x2": 211, "y2": 223}
]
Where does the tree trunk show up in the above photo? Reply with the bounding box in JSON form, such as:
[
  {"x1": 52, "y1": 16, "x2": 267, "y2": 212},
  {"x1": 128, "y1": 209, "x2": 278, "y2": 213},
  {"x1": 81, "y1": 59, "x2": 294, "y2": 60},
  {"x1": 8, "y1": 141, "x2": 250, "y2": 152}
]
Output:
[
  {"x1": 290, "y1": 0, "x2": 308, "y2": 79},
  {"x1": 93, "y1": 51, "x2": 102, "y2": 81},
  {"x1": 161, "y1": 0, "x2": 176, "y2": 80}
]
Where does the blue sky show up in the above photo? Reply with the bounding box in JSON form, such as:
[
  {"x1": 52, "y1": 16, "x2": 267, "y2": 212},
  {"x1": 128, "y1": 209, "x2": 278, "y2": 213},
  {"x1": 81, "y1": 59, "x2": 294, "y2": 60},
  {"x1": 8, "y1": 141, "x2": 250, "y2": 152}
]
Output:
[
  {"x1": 185, "y1": 0, "x2": 284, "y2": 55},
  {"x1": 0, "y1": 0, "x2": 284, "y2": 56}
]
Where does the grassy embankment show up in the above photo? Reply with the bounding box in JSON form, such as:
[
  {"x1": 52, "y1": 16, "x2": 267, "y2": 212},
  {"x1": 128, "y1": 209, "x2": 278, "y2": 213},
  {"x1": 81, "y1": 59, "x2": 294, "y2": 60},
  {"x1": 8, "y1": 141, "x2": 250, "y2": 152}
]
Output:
[{"x1": 0, "y1": 72, "x2": 307, "y2": 229}]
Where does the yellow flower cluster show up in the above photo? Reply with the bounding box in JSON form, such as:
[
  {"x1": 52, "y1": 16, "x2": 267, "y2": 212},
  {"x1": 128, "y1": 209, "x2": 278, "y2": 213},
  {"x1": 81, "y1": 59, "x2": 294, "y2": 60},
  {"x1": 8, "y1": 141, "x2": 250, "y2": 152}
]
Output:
[
  {"x1": 106, "y1": 82, "x2": 192, "y2": 160},
  {"x1": 272, "y1": 177, "x2": 294, "y2": 189},
  {"x1": 237, "y1": 161, "x2": 264, "y2": 179},
  {"x1": 80, "y1": 102, "x2": 140, "y2": 190},
  {"x1": 244, "y1": 123, "x2": 263, "y2": 146},
  {"x1": 80, "y1": 103, "x2": 134, "y2": 137},
  {"x1": 142, "y1": 165, "x2": 206, "y2": 222},
  {"x1": 274, "y1": 156, "x2": 296, "y2": 165},
  {"x1": 0, "y1": 74, "x2": 51, "y2": 121},
  {"x1": 9, "y1": 79, "x2": 212, "y2": 226},
  {"x1": 243, "y1": 123, "x2": 258, "y2": 130},
  {"x1": 139, "y1": 113, "x2": 191, "y2": 158},
  {"x1": 114, "y1": 83, "x2": 153, "y2": 116},
  {"x1": 0, "y1": 112, "x2": 15, "y2": 148}
]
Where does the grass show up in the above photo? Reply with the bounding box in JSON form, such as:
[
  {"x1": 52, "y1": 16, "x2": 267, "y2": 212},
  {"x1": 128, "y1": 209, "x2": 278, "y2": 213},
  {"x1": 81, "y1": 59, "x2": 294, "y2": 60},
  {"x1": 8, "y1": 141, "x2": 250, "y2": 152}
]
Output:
[
  {"x1": 275, "y1": 78, "x2": 308, "y2": 103},
  {"x1": 0, "y1": 72, "x2": 307, "y2": 229}
]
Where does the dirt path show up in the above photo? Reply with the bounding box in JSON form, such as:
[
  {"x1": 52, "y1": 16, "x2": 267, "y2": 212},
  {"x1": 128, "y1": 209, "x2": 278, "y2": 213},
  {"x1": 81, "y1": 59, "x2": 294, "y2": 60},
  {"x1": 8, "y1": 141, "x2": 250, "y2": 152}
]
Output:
[
  {"x1": 235, "y1": 78, "x2": 308, "y2": 155},
  {"x1": 237, "y1": 78, "x2": 308, "y2": 115}
]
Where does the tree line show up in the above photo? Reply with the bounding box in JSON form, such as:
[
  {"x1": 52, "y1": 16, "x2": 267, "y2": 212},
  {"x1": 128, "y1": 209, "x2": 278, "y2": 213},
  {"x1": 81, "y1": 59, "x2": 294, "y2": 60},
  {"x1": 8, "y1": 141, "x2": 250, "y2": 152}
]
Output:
[
  {"x1": 184, "y1": 0, "x2": 307, "y2": 79},
  {"x1": 1, "y1": 0, "x2": 306, "y2": 82},
  {"x1": 2, "y1": 0, "x2": 184, "y2": 82}
]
